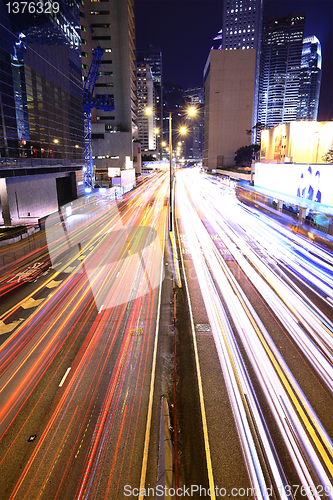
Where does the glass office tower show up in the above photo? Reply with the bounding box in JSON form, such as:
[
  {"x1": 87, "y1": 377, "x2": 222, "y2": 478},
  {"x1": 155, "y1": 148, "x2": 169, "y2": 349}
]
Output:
[
  {"x1": 0, "y1": 0, "x2": 85, "y2": 224},
  {"x1": 0, "y1": 0, "x2": 84, "y2": 169},
  {"x1": 296, "y1": 36, "x2": 322, "y2": 120},
  {"x1": 257, "y1": 12, "x2": 306, "y2": 128}
]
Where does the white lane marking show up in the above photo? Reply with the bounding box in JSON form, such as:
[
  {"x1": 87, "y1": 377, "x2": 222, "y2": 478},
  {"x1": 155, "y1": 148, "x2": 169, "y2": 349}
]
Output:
[
  {"x1": 59, "y1": 367, "x2": 71, "y2": 387},
  {"x1": 116, "y1": 272, "x2": 120, "y2": 278},
  {"x1": 175, "y1": 204, "x2": 216, "y2": 499},
  {"x1": 98, "y1": 304, "x2": 104, "y2": 314},
  {"x1": 138, "y1": 210, "x2": 167, "y2": 500}
]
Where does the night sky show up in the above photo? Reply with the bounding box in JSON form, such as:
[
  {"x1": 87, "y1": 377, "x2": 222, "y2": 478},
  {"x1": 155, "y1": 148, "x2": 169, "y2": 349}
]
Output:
[{"x1": 135, "y1": 0, "x2": 333, "y2": 121}]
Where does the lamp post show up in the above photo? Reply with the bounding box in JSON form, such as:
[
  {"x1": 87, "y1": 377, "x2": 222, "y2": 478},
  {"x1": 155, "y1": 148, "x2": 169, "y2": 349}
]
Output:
[
  {"x1": 168, "y1": 110, "x2": 196, "y2": 231},
  {"x1": 146, "y1": 105, "x2": 196, "y2": 232},
  {"x1": 169, "y1": 111, "x2": 173, "y2": 230}
]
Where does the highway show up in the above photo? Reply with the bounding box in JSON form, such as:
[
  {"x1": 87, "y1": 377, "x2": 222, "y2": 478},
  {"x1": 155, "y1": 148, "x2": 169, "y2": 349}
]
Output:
[
  {"x1": 1, "y1": 166, "x2": 333, "y2": 500},
  {"x1": 175, "y1": 168, "x2": 333, "y2": 500},
  {"x1": 0, "y1": 172, "x2": 168, "y2": 499}
]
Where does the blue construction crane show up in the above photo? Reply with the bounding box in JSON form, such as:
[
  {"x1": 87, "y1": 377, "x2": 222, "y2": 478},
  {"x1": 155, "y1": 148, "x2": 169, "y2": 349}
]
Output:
[{"x1": 83, "y1": 45, "x2": 115, "y2": 189}]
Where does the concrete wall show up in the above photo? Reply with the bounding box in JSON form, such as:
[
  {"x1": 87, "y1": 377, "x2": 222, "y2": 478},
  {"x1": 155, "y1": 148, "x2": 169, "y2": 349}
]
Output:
[
  {"x1": 5, "y1": 175, "x2": 58, "y2": 225},
  {"x1": 0, "y1": 170, "x2": 84, "y2": 225},
  {"x1": 203, "y1": 49, "x2": 256, "y2": 170},
  {"x1": 92, "y1": 128, "x2": 133, "y2": 171},
  {"x1": 133, "y1": 142, "x2": 142, "y2": 174}
]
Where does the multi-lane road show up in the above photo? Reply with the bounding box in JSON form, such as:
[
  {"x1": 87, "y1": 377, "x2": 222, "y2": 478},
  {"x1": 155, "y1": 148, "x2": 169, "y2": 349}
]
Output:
[
  {"x1": 176, "y1": 168, "x2": 333, "y2": 500},
  {"x1": 1, "y1": 167, "x2": 333, "y2": 499},
  {"x1": 0, "y1": 171, "x2": 169, "y2": 499}
]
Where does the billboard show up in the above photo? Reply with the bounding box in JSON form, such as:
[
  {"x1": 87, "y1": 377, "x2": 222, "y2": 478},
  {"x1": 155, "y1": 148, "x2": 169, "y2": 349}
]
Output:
[{"x1": 255, "y1": 163, "x2": 333, "y2": 207}]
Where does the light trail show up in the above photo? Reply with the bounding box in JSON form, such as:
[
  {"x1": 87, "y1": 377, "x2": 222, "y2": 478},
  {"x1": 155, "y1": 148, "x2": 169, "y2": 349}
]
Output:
[
  {"x1": 0, "y1": 171, "x2": 169, "y2": 499},
  {"x1": 176, "y1": 169, "x2": 333, "y2": 499}
]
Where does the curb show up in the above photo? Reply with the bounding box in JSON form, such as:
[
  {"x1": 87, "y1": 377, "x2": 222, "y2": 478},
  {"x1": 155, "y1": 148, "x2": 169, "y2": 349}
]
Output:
[{"x1": 157, "y1": 396, "x2": 175, "y2": 499}]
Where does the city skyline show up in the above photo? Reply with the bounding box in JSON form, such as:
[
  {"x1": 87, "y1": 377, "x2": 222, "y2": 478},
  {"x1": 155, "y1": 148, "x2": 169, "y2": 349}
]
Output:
[{"x1": 135, "y1": 0, "x2": 333, "y2": 121}]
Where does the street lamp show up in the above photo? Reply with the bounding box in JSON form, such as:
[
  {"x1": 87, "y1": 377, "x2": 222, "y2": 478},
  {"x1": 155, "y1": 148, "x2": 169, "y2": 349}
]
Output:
[
  {"x1": 168, "y1": 107, "x2": 196, "y2": 231},
  {"x1": 146, "y1": 106, "x2": 196, "y2": 231}
]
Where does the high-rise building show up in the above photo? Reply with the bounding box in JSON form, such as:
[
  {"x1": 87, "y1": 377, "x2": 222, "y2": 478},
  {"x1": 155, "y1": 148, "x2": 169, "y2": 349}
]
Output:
[
  {"x1": 221, "y1": 0, "x2": 263, "y2": 139},
  {"x1": 1, "y1": 0, "x2": 85, "y2": 225},
  {"x1": 221, "y1": 0, "x2": 263, "y2": 51},
  {"x1": 203, "y1": 49, "x2": 256, "y2": 169},
  {"x1": 183, "y1": 88, "x2": 204, "y2": 161},
  {"x1": 81, "y1": 0, "x2": 138, "y2": 186},
  {"x1": 257, "y1": 12, "x2": 306, "y2": 129},
  {"x1": 136, "y1": 45, "x2": 163, "y2": 142},
  {"x1": 137, "y1": 63, "x2": 155, "y2": 151},
  {"x1": 296, "y1": 36, "x2": 322, "y2": 121}
]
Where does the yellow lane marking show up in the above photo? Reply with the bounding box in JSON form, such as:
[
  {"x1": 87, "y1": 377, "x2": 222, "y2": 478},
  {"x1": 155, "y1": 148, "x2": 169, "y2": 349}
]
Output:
[
  {"x1": 216, "y1": 245, "x2": 333, "y2": 477},
  {"x1": 21, "y1": 298, "x2": 44, "y2": 309},
  {"x1": 46, "y1": 280, "x2": 63, "y2": 289},
  {"x1": 63, "y1": 266, "x2": 75, "y2": 273},
  {"x1": 138, "y1": 207, "x2": 167, "y2": 500},
  {"x1": 175, "y1": 212, "x2": 216, "y2": 499},
  {"x1": 0, "y1": 319, "x2": 24, "y2": 336}
]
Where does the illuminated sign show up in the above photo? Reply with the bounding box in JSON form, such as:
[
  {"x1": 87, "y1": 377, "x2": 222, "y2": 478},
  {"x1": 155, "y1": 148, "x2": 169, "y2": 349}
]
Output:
[
  {"x1": 108, "y1": 167, "x2": 120, "y2": 177},
  {"x1": 255, "y1": 163, "x2": 333, "y2": 207}
]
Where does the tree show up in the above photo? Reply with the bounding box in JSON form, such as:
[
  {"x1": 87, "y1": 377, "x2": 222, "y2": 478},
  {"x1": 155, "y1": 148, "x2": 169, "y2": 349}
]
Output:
[
  {"x1": 246, "y1": 123, "x2": 266, "y2": 143},
  {"x1": 322, "y1": 149, "x2": 333, "y2": 163},
  {"x1": 234, "y1": 144, "x2": 260, "y2": 166}
]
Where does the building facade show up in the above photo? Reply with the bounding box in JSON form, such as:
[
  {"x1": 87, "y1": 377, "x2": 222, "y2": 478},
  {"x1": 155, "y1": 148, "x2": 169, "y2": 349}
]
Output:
[
  {"x1": 257, "y1": 12, "x2": 306, "y2": 129},
  {"x1": 296, "y1": 36, "x2": 322, "y2": 121},
  {"x1": 1, "y1": 0, "x2": 84, "y2": 225},
  {"x1": 137, "y1": 45, "x2": 163, "y2": 141},
  {"x1": 221, "y1": 0, "x2": 263, "y2": 50},
  {"x1": 162, "y1": 82, "x2": 184, "y2": 157},
  {"x1": 203, "y1": 49, "x2": 256, "y2": 169},
  {"x1": 220, "y1": 0, "x2": 263, "y2": 139},
  {"x1": 137, "y1": 63, "x2": 155, "y2": 152},
  {"x1": 81, "y1": 0, "x2": 138, "y2": 186}
]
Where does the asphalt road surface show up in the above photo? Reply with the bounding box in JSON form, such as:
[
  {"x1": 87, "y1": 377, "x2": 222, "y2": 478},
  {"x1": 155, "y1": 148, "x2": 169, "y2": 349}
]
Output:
[
  {"x1": 174, "y1": 168, "x2": 333, "y2": 500},
  {"x1": 0, "y1": 172, "x2": 169, "y2": 500}
]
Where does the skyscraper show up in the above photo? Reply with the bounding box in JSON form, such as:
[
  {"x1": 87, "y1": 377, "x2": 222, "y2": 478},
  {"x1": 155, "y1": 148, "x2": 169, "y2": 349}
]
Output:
[
  {"x1": 257, "y1": 12, "x2": 306, "y2": 128},
  {"x1": 221, "y1": 0, "x2": 263, "y2": 51},
  {"x1": 221, "y1": 0, "x2": 263, "y2": 138},
  {"x1": 137, "y1": 63, "x2": 155, "y2": 151},
  {"x1": 81, "y1": 0, "x2": 138, "y2": 185},
  {"x1": 1, "y1": 0, "x2": 85, "y2": 225},
  {"x1": 137, "y1": 45, "x2": 163, "y2": 139},
  {"x1": 162, "y1": 82, "x2": 184, "y2": 150},
  {"x1": 296, "y1": 36, "x2": 322, "y2": 121},
  {"x1": 203, "y1": 49, "x2": 256, "y2": 169}
]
